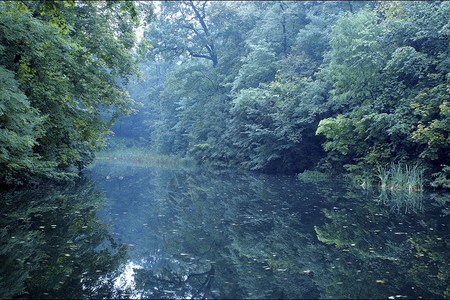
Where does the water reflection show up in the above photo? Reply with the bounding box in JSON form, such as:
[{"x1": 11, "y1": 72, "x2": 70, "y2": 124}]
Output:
[
  {"x1": 0, "y1": 178, "x2": 128, "y2": 299},
  {"x1": 1, "y1": 160, "x2": 448, "y2": 299},
  {"x1": 377, "y1": 190, "x2": 424, "y2": 214},
  {"x1": 315, "y1": 188, "x2": 449, "y2": 299},
  {"x1": 87, "y1": 160, "x2": 449, "y2": 299}
]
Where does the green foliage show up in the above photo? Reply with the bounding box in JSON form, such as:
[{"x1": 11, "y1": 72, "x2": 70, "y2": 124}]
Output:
[
  {"x1": 377, "y1": 163, "x2": 425, "y2": 191},
  {"x1": 316, "y1": 2, "x2": 450, "y2": 188},
  {"x1": 297, "y1": 170, "x2": 332, "y2": 183},
  {"x1": 0, "y1": 66, "x2": 44, "y2": 184},
  {"x1": 135, "y1": 1, "x2": 449, "y2": 188},
  {"x1": 0, "y1": 1, "x2": 152, "y2": 186}
]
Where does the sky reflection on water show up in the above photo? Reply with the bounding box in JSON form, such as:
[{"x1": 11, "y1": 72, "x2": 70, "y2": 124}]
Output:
[{"x1": 1, "y1": 159, "x2": 448, "y2": 299}]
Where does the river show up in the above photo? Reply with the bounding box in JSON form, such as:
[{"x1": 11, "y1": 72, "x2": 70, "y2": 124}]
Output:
[{"x1": 1, "y1": 159, "x2": 448, "y2": 299}]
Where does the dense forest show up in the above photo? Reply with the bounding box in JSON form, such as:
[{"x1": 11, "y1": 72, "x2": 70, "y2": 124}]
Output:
[
  {"x1": 1, "y1": 1, "x2": 449, "y2": 189},
  {"x1": 0, "y1": 1, "x2": 152, "y2": 185}
]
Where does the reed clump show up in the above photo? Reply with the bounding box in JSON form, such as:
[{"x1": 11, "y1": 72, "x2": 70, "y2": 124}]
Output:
[
  {"x1": 297, "y1": 170, "x2": 331, "y2": 183},
  {"x1": 377, "y1": 162, "x2": 424, "y2": 192}
]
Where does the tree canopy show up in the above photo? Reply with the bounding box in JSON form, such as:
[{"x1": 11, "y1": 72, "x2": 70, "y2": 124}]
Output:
[
  {"x1": 130, "y1": 1, "x2": 448, "y2": 188},
  {"x1": 0, "y1": 1, "x2": 153, "y2": 186},
  {"x1": 2, "y1": 1, "x2": 448, "y2": 189}
]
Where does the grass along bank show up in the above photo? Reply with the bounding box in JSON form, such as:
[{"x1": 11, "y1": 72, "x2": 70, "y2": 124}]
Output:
[
  {"x1": 95, "y1": 137, "x2": 196, "y2": 167},
  {"x1": 377, "y1": 163, "x2": 424, "y2": 192}
]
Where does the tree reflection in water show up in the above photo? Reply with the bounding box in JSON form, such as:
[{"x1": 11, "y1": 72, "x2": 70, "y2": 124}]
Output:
[
  {"x1": 86, "y1": 160, "x2": 449, "y2": 299},
  {"x1": 3, "y1": 160, "x2": 447, "y2": 299},
  {"x1": 0, "y1": 177, "x2": 128, "y2": 299}
]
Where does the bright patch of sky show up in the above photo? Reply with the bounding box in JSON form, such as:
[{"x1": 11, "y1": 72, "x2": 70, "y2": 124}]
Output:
[{"x1": 136, "y1": 1, "x2": 160, "y2": 42}]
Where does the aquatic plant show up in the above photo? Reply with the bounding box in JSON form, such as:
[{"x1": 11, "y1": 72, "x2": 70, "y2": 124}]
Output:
[
  {"x1": 297, "y1": 170, "x2": 332, "y2": 183},
  {"x1": 96, "y1": 148, "x2": 196, "y2": 168},
  {"x1": 377, "y1": 163, "x2": 424, "y2": 191}
]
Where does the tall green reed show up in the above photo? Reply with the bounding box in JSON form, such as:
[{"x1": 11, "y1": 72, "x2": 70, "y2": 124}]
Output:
[{"x1": 377, "y1": 162, "x2": 424, "y2": 191}]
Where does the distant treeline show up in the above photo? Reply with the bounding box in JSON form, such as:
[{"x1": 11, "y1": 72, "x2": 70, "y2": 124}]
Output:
[{"x1": 122, "y1": 1, "x2": 449, "y2": 188}]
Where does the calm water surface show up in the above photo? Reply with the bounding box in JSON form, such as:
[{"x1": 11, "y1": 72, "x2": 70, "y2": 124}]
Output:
[{"x1": 1, "y1": 159, "x2": 449, "y2": 299}]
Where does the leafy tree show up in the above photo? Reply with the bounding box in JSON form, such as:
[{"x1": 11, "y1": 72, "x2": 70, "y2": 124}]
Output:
[
  {"x1": 0, "y1": 65, "x2": 50, "y2": 185},
  {"x1": 316, "y1": 2, "x2": 450, "y2": 187},
  {"x1": 0, "y1": 1, "x2": 153, "y2": 186},
  {"x1": 143, "y1": 1, "x2": 218, "y2": 67},
  {"x1": 136, "y1": 1, "x2": 448, "y2": 188}
]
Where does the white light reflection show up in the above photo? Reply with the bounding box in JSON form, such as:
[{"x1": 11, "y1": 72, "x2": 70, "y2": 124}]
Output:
[{"x1": 114, "y1": 260, "x2": 144, "y2": 299}]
